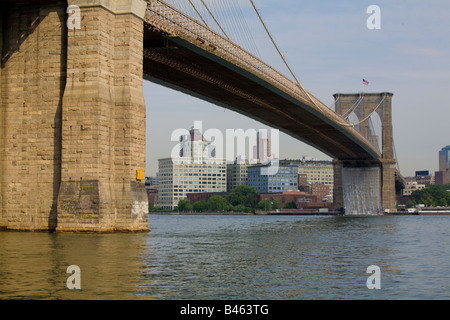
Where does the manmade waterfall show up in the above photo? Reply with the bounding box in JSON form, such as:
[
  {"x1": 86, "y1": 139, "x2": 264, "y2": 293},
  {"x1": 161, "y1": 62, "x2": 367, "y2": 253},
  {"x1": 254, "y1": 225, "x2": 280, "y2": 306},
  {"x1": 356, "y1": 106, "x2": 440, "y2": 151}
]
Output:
[{"x1": 342, "y1": 167, "x2": 383, "y2": 216}]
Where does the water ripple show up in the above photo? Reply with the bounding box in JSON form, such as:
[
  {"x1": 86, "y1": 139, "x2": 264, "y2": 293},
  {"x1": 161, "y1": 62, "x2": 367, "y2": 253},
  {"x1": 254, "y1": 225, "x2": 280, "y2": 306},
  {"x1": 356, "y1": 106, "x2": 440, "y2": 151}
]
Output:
[{"x1": 1, "y1": 215, "x2": 450, "y2": 299}]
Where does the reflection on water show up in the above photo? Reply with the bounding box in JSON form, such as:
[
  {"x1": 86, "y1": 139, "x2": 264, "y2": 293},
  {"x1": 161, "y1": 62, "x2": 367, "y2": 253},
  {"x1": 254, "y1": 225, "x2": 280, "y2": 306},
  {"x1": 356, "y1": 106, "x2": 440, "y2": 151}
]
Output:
[
  {"x1": 0, "y1": 232, "x2": 149, "y2": 299},
  {"x1": 1, "y1": 215, "x2": 450, "y2": 299}
]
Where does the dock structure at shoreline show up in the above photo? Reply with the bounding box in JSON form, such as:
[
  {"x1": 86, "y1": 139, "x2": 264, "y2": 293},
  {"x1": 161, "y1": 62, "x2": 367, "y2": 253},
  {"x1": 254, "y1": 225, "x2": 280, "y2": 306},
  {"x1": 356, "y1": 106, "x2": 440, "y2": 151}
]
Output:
[{"x1": 149, "y1": 207, "x2": 450, "y2": 216}]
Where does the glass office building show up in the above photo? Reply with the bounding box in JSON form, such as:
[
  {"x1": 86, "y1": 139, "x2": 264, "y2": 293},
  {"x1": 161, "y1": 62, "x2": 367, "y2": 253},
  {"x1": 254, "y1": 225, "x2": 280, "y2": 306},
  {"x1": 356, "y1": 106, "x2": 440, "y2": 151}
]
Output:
[{"x1": 247, "y1": 164, "x2": 298, "y2": 194}]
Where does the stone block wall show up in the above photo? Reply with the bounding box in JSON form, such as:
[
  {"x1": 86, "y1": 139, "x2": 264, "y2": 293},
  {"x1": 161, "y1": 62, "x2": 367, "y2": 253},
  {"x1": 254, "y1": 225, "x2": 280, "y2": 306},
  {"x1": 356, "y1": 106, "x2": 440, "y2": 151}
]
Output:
[
  {"x1": 333, "y1": 93, "x2": 397, "y2": 213},
  {"x1": 0, "y1": 1, "x2": 66, "y2": 230},
  {"x1": 0, "y1": 0, "x2": 149, "y2": 232},
  {"x1": 57, "y1": 0, "x2": 149, "y2": 232}
]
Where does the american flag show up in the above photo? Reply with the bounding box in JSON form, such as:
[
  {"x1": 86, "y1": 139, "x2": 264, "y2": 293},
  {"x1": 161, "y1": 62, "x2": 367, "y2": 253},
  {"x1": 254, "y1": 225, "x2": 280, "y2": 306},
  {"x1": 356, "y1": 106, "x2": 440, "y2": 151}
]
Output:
[{"x1": 363, "y1": 79, "x2": 369, "y2": 86}]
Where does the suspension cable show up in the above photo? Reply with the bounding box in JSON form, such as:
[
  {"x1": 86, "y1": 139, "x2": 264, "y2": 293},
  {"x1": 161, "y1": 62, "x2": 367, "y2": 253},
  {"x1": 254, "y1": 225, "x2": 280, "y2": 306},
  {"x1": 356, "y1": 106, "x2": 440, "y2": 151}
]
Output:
[
  {"x1": 248, "y1": 0, "x2": 383, "y2": 131},
  {"x1": 248, "y1": 0, "x2": 386, "y2": 136},
  {"x1": 342, "y1": 94, "x2": 364, "y2": 119},
  {"x1": 328, "y1": 95, "x2": 340, "y2": 110},
  {"x1": 187, "y1": 0, "x2": 209, "y2": 27},
  {"x1": 199, "y1": 0, "x2": 231, "y2": 40},
  {"x1": 249, "y1": 0, "x2": 317, "y2": 105},
  {"x1": 393, "y1": 141, "x2": 400, "y2": 171},
  {"x1": 347, "y1": 94, "x2": 386, "y2": 126},
  {"x1": 228, "y1": 0, "x2": 261, "y2": 57},
  {"x1": 166, "y1": 0, "x2": 380, "y2": 133}
]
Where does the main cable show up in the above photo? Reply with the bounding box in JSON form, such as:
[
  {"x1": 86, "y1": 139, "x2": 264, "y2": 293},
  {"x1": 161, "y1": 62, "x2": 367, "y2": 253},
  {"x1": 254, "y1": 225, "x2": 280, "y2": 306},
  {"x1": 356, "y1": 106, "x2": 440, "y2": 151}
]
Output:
[
  {"x1": 188, "y1": 0, "x2": 209, "y2": 27},
  {"x1": 199, "y1": 0, "x2": 231, "y2": 40},
  {"x1": 249, "y1": 0, "x2": 315, "y2": 105}
]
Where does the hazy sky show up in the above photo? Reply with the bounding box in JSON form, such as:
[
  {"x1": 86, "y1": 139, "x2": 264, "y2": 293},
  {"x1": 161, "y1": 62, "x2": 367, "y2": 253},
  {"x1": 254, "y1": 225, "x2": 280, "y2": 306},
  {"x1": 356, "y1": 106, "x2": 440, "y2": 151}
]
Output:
[{"x1": 143, "y1": 0, "x2": 450, "y2": 177}]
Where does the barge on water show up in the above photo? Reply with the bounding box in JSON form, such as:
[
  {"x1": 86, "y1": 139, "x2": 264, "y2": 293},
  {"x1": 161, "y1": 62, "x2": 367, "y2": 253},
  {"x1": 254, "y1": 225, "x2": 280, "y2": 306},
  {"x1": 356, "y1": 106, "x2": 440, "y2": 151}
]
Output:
[
  {"x1": 416, "y1": 207, "x2": 450, "y2": 215},
  {"x1": 401, "y1": 206, "x2": 450, "y2": 215}
]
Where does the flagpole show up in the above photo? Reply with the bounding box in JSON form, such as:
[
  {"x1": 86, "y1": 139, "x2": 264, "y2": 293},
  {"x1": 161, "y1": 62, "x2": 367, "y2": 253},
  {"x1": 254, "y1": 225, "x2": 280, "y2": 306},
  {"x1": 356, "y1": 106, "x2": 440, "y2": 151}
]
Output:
[{"x1": 362, "y1": 78, "x2": 369, "y2": 94}]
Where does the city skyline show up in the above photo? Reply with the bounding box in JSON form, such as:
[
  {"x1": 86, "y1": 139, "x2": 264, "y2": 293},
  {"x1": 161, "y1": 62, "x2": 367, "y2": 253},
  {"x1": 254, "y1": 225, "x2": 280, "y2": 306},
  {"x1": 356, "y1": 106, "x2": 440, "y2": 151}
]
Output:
[{"x1": 144, "y1": 0, "x2": 450, "y2": 178}]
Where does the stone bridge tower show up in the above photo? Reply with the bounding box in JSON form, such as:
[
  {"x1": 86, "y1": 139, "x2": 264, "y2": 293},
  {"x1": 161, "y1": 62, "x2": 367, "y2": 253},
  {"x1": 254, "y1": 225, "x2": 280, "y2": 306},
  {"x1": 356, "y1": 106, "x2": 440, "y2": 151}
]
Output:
[
  {"x1": 0, "y1": 0, "x2": 149, "y2": 231},
  {"x1": 332, "y1": 92, "x2": 396, "y2": 213}
]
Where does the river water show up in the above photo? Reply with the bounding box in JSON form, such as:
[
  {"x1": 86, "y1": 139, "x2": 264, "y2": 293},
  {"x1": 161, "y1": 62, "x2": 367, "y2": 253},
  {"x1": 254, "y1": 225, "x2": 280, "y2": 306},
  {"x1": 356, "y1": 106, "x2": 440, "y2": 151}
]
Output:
[{"x1": 1, "y1": 214, "x2": 449, "y2": 300}]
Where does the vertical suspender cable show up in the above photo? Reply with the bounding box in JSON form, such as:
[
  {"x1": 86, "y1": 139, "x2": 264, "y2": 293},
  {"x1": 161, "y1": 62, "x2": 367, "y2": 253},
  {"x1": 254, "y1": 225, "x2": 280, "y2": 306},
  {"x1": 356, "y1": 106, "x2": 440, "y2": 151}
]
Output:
[
  {"x1": 199, "y1": 0, "x2": 231, "y2": 40},
  {"x1": 249, "y1": 0, "x2": 374, "y2": 128},
  {"x1": 188, "y1": 0, "x2": 209, "y2": 27},
  {"x1": 230, "y1": 0, "x2": 261, "y2": 57}
]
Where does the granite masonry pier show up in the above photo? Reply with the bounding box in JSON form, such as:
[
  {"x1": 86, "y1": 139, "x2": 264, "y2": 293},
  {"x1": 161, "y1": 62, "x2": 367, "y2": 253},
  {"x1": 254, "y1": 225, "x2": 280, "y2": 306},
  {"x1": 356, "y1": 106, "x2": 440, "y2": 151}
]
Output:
[{"x1": 0, "y1": 0, "x2": 149, "y2": 232}]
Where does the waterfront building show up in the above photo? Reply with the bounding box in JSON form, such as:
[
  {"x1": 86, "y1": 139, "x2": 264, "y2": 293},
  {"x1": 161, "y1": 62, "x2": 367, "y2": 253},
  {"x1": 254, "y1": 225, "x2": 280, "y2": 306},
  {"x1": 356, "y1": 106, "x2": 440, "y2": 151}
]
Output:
[
  {"x1": 413, "y1": 171, "x2": 434, "y2": 185},
  {"x1": 281, "y1": 159, "x2": 334, "y2": 195},
  {"x1": 247, "y1": 164, "x2": 298, "y2": 194},
  {"x1": 311, "y1": 183, "x2": 330, "y2": 201},
  {"x1": 155, "y1": 158, "x2": 227, "y2": 210},
  {"x1": 299, "y1": 183, "x2": 331, "y2": 201},
  {"x1": 227, "y1": 158, "x2": 250, "y2": 192},
  {"x1": 186, "y1": 192, "x2": 229, "y2": 204},
  {"x1": 260, "y1": 190, "x2": 316, "y2": 207},
  {"x1": 259, "y1": 190, "x2": 332, "y2": 211},
  {"x1": 403, "y1": 181, "x2": 426, "y2": 196},
  {"x1": 155, "y1": 126, "x2": 226, "y2": 210},
  {"x1": 145, "y1": 173, "x2": 159, "y2": 186},
  {"x1": 405, "y1": 171, "x2": 435, "y2": 188},
  {"x1": 146, "y1": 186, "x2": 158, "y2": 206}
]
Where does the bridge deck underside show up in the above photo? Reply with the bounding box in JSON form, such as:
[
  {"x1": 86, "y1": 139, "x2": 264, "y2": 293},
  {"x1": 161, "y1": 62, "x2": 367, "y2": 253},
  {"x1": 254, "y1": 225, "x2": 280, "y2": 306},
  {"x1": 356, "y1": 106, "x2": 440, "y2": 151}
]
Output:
[{"x1": 143, "y1": 26, "x2": 381, "y2": 163}]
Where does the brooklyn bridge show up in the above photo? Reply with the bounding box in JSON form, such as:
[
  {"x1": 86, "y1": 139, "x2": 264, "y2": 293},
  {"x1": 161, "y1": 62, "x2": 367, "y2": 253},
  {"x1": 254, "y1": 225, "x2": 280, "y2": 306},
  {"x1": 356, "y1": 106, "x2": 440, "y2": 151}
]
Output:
[{"x1": 0, "y1": 0, "x2": 405, "y2": 232}]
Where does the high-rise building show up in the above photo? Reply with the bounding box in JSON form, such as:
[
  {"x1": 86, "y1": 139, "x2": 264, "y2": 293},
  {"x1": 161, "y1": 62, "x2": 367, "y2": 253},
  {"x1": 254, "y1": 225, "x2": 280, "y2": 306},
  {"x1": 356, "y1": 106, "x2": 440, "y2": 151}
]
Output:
[
  {"x1": 180, "y1": 126, "x2": 214, "y2": 162},
  {"x1": 439, "y1": 146, "x2": 450, "y2": 172},
  {"x1": 255, "y1": 131, "x2": 271, "y2": 164},
  {"x1": 155, "y1": 158, "x2": 227, "y2": 210},
  {"x1": 247, "y1": 164, "x2": 298, "y2": 194},
  {"x1": 155, "y1": 127, "x2": 226, "y2": 210},
  {"x1": 250, "y1": 130, "x2": 276, "y2": 164},
  {"x1": 436, "y1": 146, "x2": 450, "y2": 185}
]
